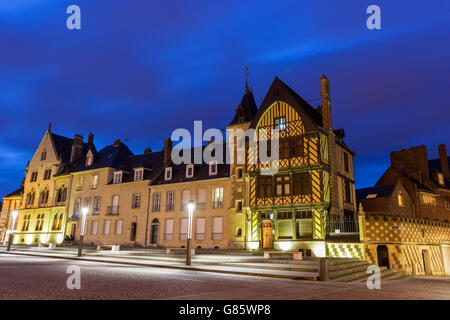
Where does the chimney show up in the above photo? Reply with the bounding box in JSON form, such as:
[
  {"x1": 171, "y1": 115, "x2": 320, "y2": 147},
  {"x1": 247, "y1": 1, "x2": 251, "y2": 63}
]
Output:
[
  {"x1": 70, "y1": 134, "x2": 84, "y2": 163},
  {"x1": 113, "y1": 139, "x2": 121, "y2": 147},
  {"x1": 390, "y1": 145, "x2": 430, "y2": 180},
  {"x1": 88, "y1": 132, "x2": 94, "y2": 145},
  {"x1": 439, "y1": 144, "x2": 450, "y2": 178},
  {"x1": 163, "y1": 138, "x2": 172, "y2": 167},
  {"x1": 144, "y1": 147, "x2": 152, "y2": 153},
  {"x1": 320, "y1": 74, "x2": 332, "y2": 131}
]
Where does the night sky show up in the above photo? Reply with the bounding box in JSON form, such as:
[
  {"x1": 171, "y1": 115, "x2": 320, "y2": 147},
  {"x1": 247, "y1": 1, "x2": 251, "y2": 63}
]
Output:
[{"x1": 1, "y1": 0, "x2": 449, "y2": 197}]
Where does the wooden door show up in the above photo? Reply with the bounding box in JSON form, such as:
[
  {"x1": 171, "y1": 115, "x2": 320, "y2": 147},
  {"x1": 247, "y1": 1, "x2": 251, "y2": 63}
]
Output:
[{"x1": 262, "y1": 221, "x2": 273, "y2": 249}]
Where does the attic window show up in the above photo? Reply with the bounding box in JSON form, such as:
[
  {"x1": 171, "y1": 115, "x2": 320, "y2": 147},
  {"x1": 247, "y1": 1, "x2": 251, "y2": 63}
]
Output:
[
  {"x1": 274, "y1": 117, "x2": 286, "y2": 131},
  {"x1": 366, "y1": 194, "x2": 377, "y2": 199},
  {"x1": 41, "y1": 151, "x2": 47, "y2": 161},
  {"x1": 186, "y1": 164, "x2": 194, "y2": 178},
  {"x1": 165, "y1": 167, "x2": 172, "y2": 181},
  {"x1": 438, "y1": 173, "x2": 444, "y2": 186},
  {"x1": 134, "y1": 168, "x2": 144, "y2": 181},
  {"x1": 209, "y1": 161, "x2": 218, "y2": 176},
  {"x1": 398, "y1": 192, "x2": 405, "y2": 207},
  {"x1": 113, "y1": 171, "x2": 122, "y2": 184},
  {"x1": 86, "y1": 155, "x2": 93, "y2": 166}
]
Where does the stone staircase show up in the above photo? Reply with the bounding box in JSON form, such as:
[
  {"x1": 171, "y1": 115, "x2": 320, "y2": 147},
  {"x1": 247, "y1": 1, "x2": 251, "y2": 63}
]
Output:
[{"x1": 328, "y1": 258, "x2": 407, "y2": 282}]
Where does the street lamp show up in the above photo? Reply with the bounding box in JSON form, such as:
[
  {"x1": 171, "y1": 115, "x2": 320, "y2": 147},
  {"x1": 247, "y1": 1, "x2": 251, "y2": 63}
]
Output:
[
  {"x1": 186, "y1": 200, "x2": 195, "y2": 265},
  {"x1": 6, "y1": 210, "x2": 19, "y2": 251},
  {"x1": 77, "y1": 207, "x2": 89, "y2": 257}
]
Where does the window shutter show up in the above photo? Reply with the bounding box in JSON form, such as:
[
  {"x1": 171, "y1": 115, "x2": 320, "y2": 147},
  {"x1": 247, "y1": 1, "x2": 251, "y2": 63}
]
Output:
[
  {"x1": 196, "y1": 218, "x2": 205, "y2": 233},
  {"x1": 180, "y1": 218, "x2": 188, "y2": 233},
  {"x1": 198, "y1": 189, "x2": 206, "y2": 203},
  {"x1": 212, "y1": 217, "x2": 223, "y2": 233},
  {"x1": 165, "y1": 219, "x2": 174, "y2": 234}
]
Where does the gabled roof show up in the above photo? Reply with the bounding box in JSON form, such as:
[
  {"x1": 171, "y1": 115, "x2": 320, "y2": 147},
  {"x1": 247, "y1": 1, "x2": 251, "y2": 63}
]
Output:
[
  {"x1": 229, "y1": 87, "x2": 258, "y2": 125},
  {"x1": 250, "y1": 77, "x2": 323, "y2": 130},
  {"x1": 356, "y1": 184, "x2": 396, "y2": 200},
  {"x1": 50, "y1": 133, "x2": 91, "y2": 163}
]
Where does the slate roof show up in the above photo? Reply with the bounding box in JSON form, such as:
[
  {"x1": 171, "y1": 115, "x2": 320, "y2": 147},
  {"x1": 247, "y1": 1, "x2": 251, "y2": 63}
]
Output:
[
  {"x1": 51, "y1": 133, "x2": 91, "y2": 163},
  {"x1": 229, "y1": 87, "x2": 259, "y2": 125},
  {"x1": 151, "y1": 144, "x2": 230, "y2": 185},
  {"x1": 117, "y1": 151, "x2": 165, "y2": 183},
  {"x1": 4, "y1": 187, "x2": 23, "y2": 198},
  {"x1": 356, "y1": 184, "x2": 396, "y2": 199}
]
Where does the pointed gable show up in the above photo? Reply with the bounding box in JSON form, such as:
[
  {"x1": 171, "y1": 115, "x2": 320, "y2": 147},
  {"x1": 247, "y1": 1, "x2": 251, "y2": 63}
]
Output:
[
  {"x1": 229, "y1": 87, "x2": 258, "y2": 125},
  {"x1": 250, "y1": 77, "x2": 323, "y2": 131}
]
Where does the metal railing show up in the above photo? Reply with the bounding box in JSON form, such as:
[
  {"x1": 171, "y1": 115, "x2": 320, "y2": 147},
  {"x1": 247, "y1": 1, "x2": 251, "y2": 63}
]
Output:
[
  {"x1": 325, "y1": 216, "x2": 360, "y2": 240},
  {"x1": 107, "y1": 206, "x2": 119, "y2": 215}
]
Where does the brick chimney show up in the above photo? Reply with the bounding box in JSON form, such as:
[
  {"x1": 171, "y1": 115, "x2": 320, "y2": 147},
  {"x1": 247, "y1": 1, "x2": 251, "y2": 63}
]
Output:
[
  {"x1": 163, "y1": 138, "x2": 172, "y2": 167},
  {"x1": 438, "y1": 144, "x2": 449, "y2": 179},
  {"x1": 70, "y1": 134, "x2": 84, "y2": 163},
  {"x1": 390, "y1": 145, "x2": 430, "y2": 181},
  {"x1": 88, "y1": 132, "x2": 94, "y2": 145},
  {"x1": 320, "y1": 74, "x2": 332, "y2": 131},
  {"x1": 144, "y1": 147, "x2": 152, "y2": 153}
]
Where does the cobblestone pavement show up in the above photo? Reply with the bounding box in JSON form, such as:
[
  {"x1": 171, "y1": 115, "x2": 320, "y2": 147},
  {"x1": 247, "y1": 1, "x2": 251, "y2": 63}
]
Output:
[{"x1": 0, "y1": 253, "x2": 449, "y2": 300}]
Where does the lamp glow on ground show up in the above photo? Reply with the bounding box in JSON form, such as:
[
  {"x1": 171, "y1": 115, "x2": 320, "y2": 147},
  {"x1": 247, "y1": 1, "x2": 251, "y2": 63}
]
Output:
[
  {"x1": 186, "y1": 200, "x2": 195, "y2": 265},
  {"x1": 77, "y1": 207, "x2": 89, "y2": 257},
  {"x1": 6, "y1": 210, "x2": 19, "y2": 251}
]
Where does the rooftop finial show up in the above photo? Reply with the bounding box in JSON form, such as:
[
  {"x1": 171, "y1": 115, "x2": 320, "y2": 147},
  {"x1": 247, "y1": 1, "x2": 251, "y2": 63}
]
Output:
[{"x1": 245, "y1": 65, "x2": 249, "y2": 93}]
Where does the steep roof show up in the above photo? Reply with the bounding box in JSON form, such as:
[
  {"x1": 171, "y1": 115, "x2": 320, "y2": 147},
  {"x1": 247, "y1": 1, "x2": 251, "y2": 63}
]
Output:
[
  {"x1": 117, "y1": 150, "x2": 165, "y2": 183},
  {"x1": 229, "y1": 87, "x2": 258, "y2": 125},
  {"x1": 356, "y1": 184, "x2": 396, "y2": 199},
  {"x1": 4, "y1": 187, "x2": 23, "y2": 198},
  {"x1": 50, "y1": 133, "x2": 91, "y2": 163}
]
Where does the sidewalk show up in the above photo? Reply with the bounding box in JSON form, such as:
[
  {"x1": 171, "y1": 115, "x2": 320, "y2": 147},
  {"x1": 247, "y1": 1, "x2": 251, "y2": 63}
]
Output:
[{"x1": 0, "y1": 246, "x2": 320, "y2": 280}]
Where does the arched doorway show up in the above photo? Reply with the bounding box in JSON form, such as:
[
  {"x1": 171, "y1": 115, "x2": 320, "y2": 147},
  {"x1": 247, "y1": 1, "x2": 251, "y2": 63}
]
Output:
[
  {"x1": 261, "y1": 220, "x2": 273, "y2": 249},
  {"x1": 150, "y1": 218, "x2": 159, "y2": 245},
  {"x1": 377, "y1": 245, "x2": 389, "y2": 268}
]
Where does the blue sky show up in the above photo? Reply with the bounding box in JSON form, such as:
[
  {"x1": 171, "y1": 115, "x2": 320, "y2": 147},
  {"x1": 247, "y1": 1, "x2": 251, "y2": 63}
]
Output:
[{"x1": 1, "y1": 0, "x2": 449, "y2": 197}]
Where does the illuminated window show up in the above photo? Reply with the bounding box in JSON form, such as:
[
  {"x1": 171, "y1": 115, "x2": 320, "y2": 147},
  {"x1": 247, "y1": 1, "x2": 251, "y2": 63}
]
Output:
[
  {"x1": 276, "y1": 175, "x2": 290, "y2": 196},
  {"x1": 438, "y1": 173, "x2": 444, "y2": 186},
  {"x1": 422, "y1": 194, "x2": 437, "y2": 206},
  {"x1": 274, "y1": 117, "x2": 286, "y2": 131},
  {"x1": 52, "y1": 213, "x2": 63, "y2": 230},
  {"x1": 86, "y1": 155, "x2": 93, "y2": 166},
  {"x1": 398, "y1": 192, "x2": 405, "y2": 207},
  {"x1": 35, "y1": 214, "x2": 45, "y2": 231},
  {"x1": 22, "y1": 215, "x2": 31, "y2": 231},
  {"x1": 91, "y1": 174, "x2": 98, "y2": 189},
  {"x1": 213, "y1": 187, "x2": 224, "y2": 208}
]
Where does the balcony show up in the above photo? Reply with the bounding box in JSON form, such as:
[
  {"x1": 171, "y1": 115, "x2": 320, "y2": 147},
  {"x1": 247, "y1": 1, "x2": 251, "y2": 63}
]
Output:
[
  {"x1": 212, "y1": 201, "x2": 223, "y2": 209},
  {"x1": 106, "y1": 206, "x2": 119, "y2": 215},
  {"x1": 196, "y1": 202, "x2": 206, "y2": 210}
]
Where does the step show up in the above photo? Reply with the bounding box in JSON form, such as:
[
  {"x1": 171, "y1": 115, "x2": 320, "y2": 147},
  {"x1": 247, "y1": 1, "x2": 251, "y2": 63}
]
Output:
[
  {"x1": 355, "y1": 269, "x2": 397, "y2": 282},
  {"x1": 222, "y1": 262, "x2": 319, "y2": 273},
  {"x1": 329, "y1": 263, "x2": 372, "y2": 278},
  {"x1": 383, "y1": 272, "x2": 408, "y2": 281},
  {"x1": 328, "y1": 260, "x2": 370, "y2": 272},
  {"x1": 331, "y1": 266, "x2": 389, "y2": 282},
  {"x1": 262, "y1": 258, "x2": 319, "y2": 266},
  {"x1": 326, "y1": 258, "x2": 361, "y2": 266}
]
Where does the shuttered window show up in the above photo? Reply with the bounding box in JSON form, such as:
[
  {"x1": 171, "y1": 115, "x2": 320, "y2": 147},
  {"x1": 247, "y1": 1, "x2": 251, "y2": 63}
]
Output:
[{"x1": 195, "y1": 217, "x2": 205, "y2": 240}]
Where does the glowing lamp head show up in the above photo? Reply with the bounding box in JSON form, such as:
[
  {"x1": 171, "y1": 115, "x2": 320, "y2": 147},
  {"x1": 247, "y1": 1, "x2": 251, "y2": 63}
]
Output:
[
  {"x1": 187, "y1": 201, "x2": 195, "y2": 212},
  {"x1": 82, "y1": 207, "x2": 89, "y2": 215},
  {"x1": 11, "y1": 210, "x2": 18, "y2": 219}
]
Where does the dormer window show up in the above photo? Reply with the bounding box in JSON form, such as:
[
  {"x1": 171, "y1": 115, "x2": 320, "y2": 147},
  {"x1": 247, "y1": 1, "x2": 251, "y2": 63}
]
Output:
[
  {"x1": 165, "y1": 167, "x2": 172, "y2": 181},
  {"x1": 134, "y1": 168, "x2": 144, "y2": 181},
  {"x1": 186, "y1": 164, "x2": 194, "y2": 178},
  {"x1": 209, "y1": 161, "x2": 218, "y2": 176},
  {"x1": 113, "y1": 171, "x2": 122, "y2": 184},
  {"x1": 438, "y1": 173, "x2": 444, "y2": 186},
  {"x1": 86, "y1": 155, "x2": 93, "y2": 166}
]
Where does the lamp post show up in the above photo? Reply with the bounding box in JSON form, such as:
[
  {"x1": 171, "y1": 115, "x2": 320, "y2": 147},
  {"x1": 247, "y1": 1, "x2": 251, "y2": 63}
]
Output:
[
  {"x1": 6, "y1": 210, "x2": 18, "y2": 251},
  {"x1": 77, "y1": 207, "x2": 89, "y2": 257},
  {"x1": 186, "y1": 200, "x2": 195, "y2": 265}
]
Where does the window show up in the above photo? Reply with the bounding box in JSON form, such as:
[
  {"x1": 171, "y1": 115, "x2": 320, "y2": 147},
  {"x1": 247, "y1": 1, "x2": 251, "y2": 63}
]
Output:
[
  {"x1": 195, "y1": 217, "x2": 205, "y2": 240},
  {"x1": 30, "y1": 171, "x2": 38, "y2": 182},
  {"x1": 132, "y1": 193, "x2": 141, "y2": 209},
  {"x1": 344, "y1": 152, "x2": 349, "y2": 172},
  {"x1": 236, "y1": 227, "x2": 242, "y2": 237},
  {"x1": 22, "y1": 215, "x2": 31, "y2": 231},
  {"x1": 91, "y1": 221, "x2": 98, "y2": 235},
  {"x1": 422, "y1": 194, "x2": 437, "y2": 206},
  {"x1": 115, "y1": 220, "x2": 123, "y2": 235},
  {"x1": 56, "y1": 185, "x2": 67, "y2": 203},
  {"x1": 86, "y1": 155, "x2": 93, "y2": 166},
  {"x1": 274, "y1": 116, "x2": 286, "y2": 131},
  {"x1": 186, "y1": 164, "x2": 194, "y2": 178},
  {"x1": 257, "y1": 176, "x2": 272, "y2": 198},
  {"x1": 43, "y1": 168, "x2": 51, "y2": 180},
  {"x1": 76, "y1": 176, "x2": 84, "y2": 190},
  {"x1": 179, "y1": 218, "x2": 188, "y2": 240},
  {"x1": 39, "y1": 187, "x2": 49, "y2": 204},
  {"x1": 52, "y1": 213, "x2": 63, "y2": 230},
  {"x1": 293, "y1": 173, "x2": 312, "y2": 196},
  {"x1": 344, "y1": 180, "x2": 351, "y2": 203},
  {"x1": 113, "y1": 172, "x2": 122, "y2": 184},
  {"x1": 166, "y1": 191, "x2": 175, "y2": 211},
  {"x1": 84, "y1": 197, "x2": 91, "y2": 212},
  {"x1": 91, "y1": 174, "x2": 98, "y2": 189},
  {"x1": 445, "y1": 202, "x2": 450, "y2": 210},
  {"x1": 165, "y1": 167, "x2": 172, "y2": 181},
  {"x1": 164, "y1": 219, "x2": 174, "y2": 240},
  {"x1": 212, "y1": 217, "x2": 223, "y2": 240},
  {"x1": 181, "y1": 190, "x2": 190, "y2": 210},
  {"x1": 103, "y1": 220, "x2": 111, "y2": 235},
  {"x1": 438, "y1": 173, "x2": 444, "y2": 186},
  {"x1": 398, "y1": 192, "x2": 405, "y2": 207},
  {"x1": 276, "y1": 175, "x2": 290, "y2": 196},
  {"x1": 237, "y1": 167, "x2": 243, "y2": 179},
  {"x1": 26, "y1": 189, "x2": 36, "y2": 205},
  {"x1": 35, "y1": 214, "x2": 44, "y2": 231},
  {"x1": 291, "y1": 138, "x2": 304, "y2": 157},
  {"x1": 73, "y1": 198, "x2": 81, "y2": 217},
  {"x1": 197, "y1": 188, "x2": 206, "y2": 208},
  {"x1": 134, "y1": 168, "x2": 144, "y2": 181},
  {"x1": 213, "y1": 187, "x2": 224, "y2": 208},
  {"x1": 41, "y1": 151, "x2": 46, "y2": 161},
  {"x1": 236, "y1": 200, "x2": 243, "y2": 213},
  {"x1": 152, "y1": 192, "x2": 161, "y2": 212},
  {"x1": 93, "y1": 197, "x2": 101, "y2": 214},
  {"x1": 110, "y1": 195, "x2": 119, "y2": 214},
  {"x1": 279, "y1": 139, "x2": 289, "y2": 159},
  {"x1": 209, "y1": 161, "x2": 217, "y2": 175}
]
